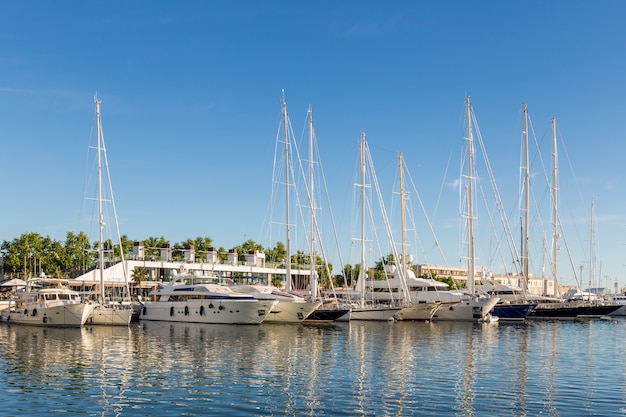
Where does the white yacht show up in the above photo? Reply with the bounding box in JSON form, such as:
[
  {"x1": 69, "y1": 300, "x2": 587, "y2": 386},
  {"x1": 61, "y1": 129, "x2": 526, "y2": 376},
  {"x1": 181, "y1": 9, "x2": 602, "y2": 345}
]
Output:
[
  {"x1": 363, "y1": 269, "x2": 498, "y2": 322},
  {"x1": 229, "y1": 284, "x2": 321, "y2": 323},
  {"x1": 139, "y1": 275, "x2": 278, "y2": 324},
  {"x1": 0, "y1": 276, "x2": 95, "y2": 327}
]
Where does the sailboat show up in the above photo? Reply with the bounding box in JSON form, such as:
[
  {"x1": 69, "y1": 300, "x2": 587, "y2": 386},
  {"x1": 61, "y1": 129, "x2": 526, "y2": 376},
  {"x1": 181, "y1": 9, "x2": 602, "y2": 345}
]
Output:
[
  {"x1": 85, "y1": 96, "x2": 133, "y2": 326},
  {"x1": 430, "y1": 97, "x2": 499, "y2": 322},
  {"x1": 298, "y1": 105, "x2": 349, "y2": 324},
  {"x1": 354, "y1": 152, "x2": 442, "y2": 321},
  {"x1": 240, "y1": 93, "x2": 322, "y2": 323},
  {"x1": 330, "y1": 133, "x2": 403, "y2": 321},
  {"x1": 489, "y1": 102, "x2": 538, "y2": 320},
  {"x1": 526, "y1": 115, "x2": 620, "y2": 320}
]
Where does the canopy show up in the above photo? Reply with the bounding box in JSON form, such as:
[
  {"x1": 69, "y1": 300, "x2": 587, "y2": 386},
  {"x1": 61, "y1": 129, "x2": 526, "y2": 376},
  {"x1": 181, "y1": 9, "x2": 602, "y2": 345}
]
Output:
[{"x1": 0, "y1": 278, "x2": 26, "y2": 287}]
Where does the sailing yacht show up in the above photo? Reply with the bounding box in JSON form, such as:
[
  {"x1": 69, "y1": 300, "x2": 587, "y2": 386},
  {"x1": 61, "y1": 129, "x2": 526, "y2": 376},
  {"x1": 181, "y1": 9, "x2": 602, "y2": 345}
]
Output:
[
  {"x1": 488, "y1": 102, "x2": 539, "y2": 320},
  {"x1": 243, "y1": 94, "x2": 325, "y2": 323},
  {"x1": 432, "y1": 97, "x2": 499, "y2": 322},
  {"x1": 355, "y1": 152, "x2": 442, "y2": 321},
  {"x1": 335, "y1": 134, "x2": 404, "y2": 321},
  {"x1": 84, "y1": 96, "x2": 133, "y2": 326}
]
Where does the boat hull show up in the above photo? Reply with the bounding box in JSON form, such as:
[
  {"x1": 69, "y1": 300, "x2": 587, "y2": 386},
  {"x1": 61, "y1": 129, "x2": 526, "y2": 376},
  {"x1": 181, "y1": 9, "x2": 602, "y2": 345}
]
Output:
[
  {"x1": 303, "y1": 307, "x2": 351, "y2": 324},
  {"x1": 349, "y1": 306, "x2": 401, "y2": 321},
  {"x1": 263, "y1": 301, "x2": 322, "y2": 323},
  {"x1": 528, "y1": 304, "x2": 622, "y2": 320},
  {"x1": 492, "y1": 303, "x2": 537, "y2": 321},
  {"x1": 432, "y1": 296, "x2": 500, "y2": 322},
  {"x1": 86, "y1": 304, "x2": 133, "y2": 326},
  {"x1": 139, "y1": 299, "x2": 277, "y2": 324},
  {"x1": 395, "y1": 302, "x2": 441, "y2": 322},
  {"x1": 1, "y1": 302, "x2": 94, "y2": 327}
]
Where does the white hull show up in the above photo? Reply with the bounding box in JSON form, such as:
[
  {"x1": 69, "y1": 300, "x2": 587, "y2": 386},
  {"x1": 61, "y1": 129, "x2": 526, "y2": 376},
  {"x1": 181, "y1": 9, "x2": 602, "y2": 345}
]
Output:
[
  {"x1": 139, "y1": 299, "x2": 278, "y2": 324},
  {"x1": 349, "y1": 306, "x2": 401, "y2": 321},
  {"x1": 1, "y1": 302, "x2": 94, "y2": 327},
  {"x1": 264, "y1": 301, "x2": 322, "y2": 323},
  {"x1": 432, "y1": 296, "x2": 500, "y2": 322},
  {"x1": 0, "y1": 300, "x2": 12, "y2": 312},
  {"x1": 86, "y1": 304, "x2": 133, "y2": 326},
  {"x1": 395, "y1": 302, "x2": 442, "y2": 321}
]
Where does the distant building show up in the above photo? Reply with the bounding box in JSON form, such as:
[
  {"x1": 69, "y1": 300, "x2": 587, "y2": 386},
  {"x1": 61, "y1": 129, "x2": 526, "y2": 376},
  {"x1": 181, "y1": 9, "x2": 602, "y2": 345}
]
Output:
[{"x1": 415, "y1": 264, "x2": 556, "y2": 297}]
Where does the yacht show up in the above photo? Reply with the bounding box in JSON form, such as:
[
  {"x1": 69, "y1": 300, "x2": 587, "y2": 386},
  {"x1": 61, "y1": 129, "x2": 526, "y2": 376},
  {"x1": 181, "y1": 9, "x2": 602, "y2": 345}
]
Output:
[
  {"x1": 358, "y1": 268, "x2": 498, "y2": 322},
  {"x1": 228, "y1": 284, "x2": 321, "y2": 323},
  {"x1": 0, "y1": 276, "x2": 94, "y2": 327},
  {"x1": 139, "y1": 275, "x2": 278, "y2": 324}
]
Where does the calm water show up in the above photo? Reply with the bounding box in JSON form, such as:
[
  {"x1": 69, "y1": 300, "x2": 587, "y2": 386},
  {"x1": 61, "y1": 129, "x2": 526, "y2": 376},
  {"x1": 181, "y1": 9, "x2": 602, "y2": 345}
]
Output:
[{"x1": 0, "y1": 318, "x2": 625, "y2": 416}]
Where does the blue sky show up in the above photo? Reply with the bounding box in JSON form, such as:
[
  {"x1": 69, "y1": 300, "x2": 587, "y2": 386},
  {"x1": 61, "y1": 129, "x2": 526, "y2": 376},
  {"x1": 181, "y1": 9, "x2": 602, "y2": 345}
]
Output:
[{"x1": 1, "y1": 1, "x2": 625, "y2": 288}]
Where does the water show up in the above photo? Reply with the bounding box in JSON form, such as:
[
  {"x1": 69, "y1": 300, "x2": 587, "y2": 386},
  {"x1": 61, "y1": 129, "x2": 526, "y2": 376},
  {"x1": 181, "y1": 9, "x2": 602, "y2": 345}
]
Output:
[{"x1": 0, "y1": 318, "x2": 625, "y2": 416}]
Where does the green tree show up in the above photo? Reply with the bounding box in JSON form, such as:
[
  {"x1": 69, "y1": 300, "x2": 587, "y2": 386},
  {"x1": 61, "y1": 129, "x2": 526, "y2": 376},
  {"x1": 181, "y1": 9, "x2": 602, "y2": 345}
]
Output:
[
  {"x1": 62, "y1": 231, "x2": 94, "y2": 273},
  {"x1": 175, "y1": 236, "x2": 214, "y2": 262},
  {"x1": 131, "y1": 266, "x2": 149, "y2": 284},
  {"x1": 1, "y1": 232, "x2": 45, "y2": 276},
  {"x1": 142, "y1": 236, "x2": 170, "y2": 260},
  {"x1": 265, "y1": 241, "x2": 286, "y2": 265}
]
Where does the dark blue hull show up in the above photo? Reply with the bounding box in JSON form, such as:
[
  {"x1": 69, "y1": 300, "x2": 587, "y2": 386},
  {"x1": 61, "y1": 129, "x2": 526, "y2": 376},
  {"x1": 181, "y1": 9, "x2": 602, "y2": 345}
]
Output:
[
  {"x1": 492, "y1": 303, "x2": 537, "y2": 320},
  {"x1": 303, "y1": 308, "x2": 350, "y2": 323},
  {"x1": 527, "y1": 304, "x2": 622, "y2": 320}
]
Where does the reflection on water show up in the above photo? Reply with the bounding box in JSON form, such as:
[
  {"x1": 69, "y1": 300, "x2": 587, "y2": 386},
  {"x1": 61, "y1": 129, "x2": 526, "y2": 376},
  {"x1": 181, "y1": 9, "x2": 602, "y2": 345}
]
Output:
[{"x1": 0, "y1": 319, "x2": 626, "y2": 416}]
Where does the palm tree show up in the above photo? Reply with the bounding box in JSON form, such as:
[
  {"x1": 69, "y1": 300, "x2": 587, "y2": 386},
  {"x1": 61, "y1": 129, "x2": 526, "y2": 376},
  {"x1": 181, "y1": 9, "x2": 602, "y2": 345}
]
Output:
[{"x1": 131, "y1": 267, "x2": 149, "y2": 285}]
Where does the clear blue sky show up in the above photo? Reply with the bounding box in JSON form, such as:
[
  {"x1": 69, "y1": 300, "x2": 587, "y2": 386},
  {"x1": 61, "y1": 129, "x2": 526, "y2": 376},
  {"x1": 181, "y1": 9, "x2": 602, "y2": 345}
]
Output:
[{"x1": 1, "y1": 1, "x2": 625, "y2": 288}]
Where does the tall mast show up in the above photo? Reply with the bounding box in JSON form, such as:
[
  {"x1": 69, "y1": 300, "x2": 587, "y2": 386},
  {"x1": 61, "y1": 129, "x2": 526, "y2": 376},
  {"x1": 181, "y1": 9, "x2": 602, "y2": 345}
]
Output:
[
  {"x1": 308, "y1": 107, "x2": 318, "y2": 301},
  {"x1": 358, "y1": 133, "x2": 367, "y2": 308},
  {"x1": 551, "y1": 117, "x2": 560, "y2": 295},
  {"x1": 465, "y1": 96, "x2": 475, "y2": 294},
  {"x1": 398, "y1": 152, "x2": 407, "y2": 300},
  {"x1": 522, "y1": 102, "x2": 530, "y2": 296},
  {"x1": 589, "y1": 198, "x2": 595, "y2": 292},
  {"x1": 95, "y1": 95, "x2": 105, "y2": 302},
  {"x1": 281, "y1": 92, "x2": 292, "y2": 292}
]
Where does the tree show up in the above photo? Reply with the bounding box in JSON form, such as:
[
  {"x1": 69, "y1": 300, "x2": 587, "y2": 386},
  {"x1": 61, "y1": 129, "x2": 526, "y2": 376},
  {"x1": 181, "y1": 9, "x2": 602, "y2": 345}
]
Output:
[
  {"x1": 175, "y1": 236, "x2": 214, "y2": 262},
  {"x1": 131, "y1": 266, "x2": 149, "y2": 284},
  {"x1": 1, "y1": 232, "x2": 46, "y2": 276},
  {"x1": 233, "y1": 239, "x2": 265, "y2": 262},
  {"x1": 142, "y1": 236, "x2": 170, "y2": 260},
  {"x1": 265, "y1": 241, "x2": 286, "y2": 265},
  {"x1": 63, "y1": 231, "x2": 94, "y2": 273}
]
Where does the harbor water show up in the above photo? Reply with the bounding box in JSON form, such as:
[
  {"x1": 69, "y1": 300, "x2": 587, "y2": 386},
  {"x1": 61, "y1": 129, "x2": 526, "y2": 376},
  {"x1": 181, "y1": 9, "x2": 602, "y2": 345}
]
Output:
[{"x1": 0, "y1": 318, "x2": 625, "y2": 416}]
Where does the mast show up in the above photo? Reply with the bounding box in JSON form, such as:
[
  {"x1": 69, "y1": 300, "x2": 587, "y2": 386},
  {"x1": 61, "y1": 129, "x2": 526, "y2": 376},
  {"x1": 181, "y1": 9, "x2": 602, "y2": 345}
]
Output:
[
  {"x1": 281, "y1": 92, "x2": 292, "y2": 292},
  {"x1": 551, "y1": 117, "x2": 560, "y2": 295},
  {"x1": 522, "y1": 102, "x2": 530, "y2": 296},
  {"x1": 398, "y1": 152, "x2": 408, "y2": 302},
  {"x1": 308, "y1": 107, "x2": 318, "y2": 301},
  {"x1": 95, "y1": 95, "x2": 105, "y2": 302},
  {"x1": 589, "y1": 198, "x2": 595, "y2": 292},
  {"x1": 465, "y1": 96, "x2": 475, "y2": 294},
  {"x1": 358, "y1": 133, "x2": 367, "y2": 308}
]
